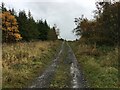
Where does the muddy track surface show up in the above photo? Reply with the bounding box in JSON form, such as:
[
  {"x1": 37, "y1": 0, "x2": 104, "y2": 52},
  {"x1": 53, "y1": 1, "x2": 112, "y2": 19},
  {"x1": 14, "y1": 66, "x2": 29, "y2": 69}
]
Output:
[{"x1": 29, "y1": 42, "x2": 87, "y2": 88}]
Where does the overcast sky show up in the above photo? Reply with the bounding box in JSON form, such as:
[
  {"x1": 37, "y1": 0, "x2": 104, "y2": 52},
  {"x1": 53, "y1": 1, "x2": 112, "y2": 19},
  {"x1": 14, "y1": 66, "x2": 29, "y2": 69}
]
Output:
[{"x1": 3, "y1": 0, "x2": 96, "y2": 40}]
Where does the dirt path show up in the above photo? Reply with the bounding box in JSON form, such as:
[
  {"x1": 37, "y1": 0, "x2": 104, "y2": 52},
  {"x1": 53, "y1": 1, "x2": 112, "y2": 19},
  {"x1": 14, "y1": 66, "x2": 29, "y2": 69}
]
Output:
[{"x1": 29, "y1": 41, "x2": 87, "y2": 88}]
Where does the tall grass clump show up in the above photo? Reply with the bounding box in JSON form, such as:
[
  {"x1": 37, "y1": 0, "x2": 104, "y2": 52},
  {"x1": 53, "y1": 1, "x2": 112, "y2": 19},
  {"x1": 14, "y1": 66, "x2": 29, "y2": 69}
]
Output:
[{"x1": 2, "y1": 41, "x2": 61, "y2": 88}]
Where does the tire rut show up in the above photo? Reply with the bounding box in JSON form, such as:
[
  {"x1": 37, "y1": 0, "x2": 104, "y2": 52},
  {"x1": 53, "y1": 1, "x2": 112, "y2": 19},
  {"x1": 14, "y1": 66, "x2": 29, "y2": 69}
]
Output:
[
  {"x1": 29, "y1": 42, "x2": 64, "y2": 88},
  {"x1": 67, "y1": 43, "x2": 87, "y2": 88}
]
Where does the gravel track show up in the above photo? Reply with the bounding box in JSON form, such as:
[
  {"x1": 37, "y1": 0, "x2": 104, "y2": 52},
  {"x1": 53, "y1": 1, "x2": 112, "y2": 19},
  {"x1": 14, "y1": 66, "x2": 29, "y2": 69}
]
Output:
[{"x1": 29, "y1": 42, "x2": 87, "y2": 88}]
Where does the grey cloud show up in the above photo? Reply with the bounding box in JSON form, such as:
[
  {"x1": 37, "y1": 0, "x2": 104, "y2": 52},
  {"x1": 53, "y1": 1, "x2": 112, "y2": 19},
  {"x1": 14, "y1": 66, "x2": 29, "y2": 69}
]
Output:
[{"x1": 5, "y1": 1, "x2": 96, "y2": 40}]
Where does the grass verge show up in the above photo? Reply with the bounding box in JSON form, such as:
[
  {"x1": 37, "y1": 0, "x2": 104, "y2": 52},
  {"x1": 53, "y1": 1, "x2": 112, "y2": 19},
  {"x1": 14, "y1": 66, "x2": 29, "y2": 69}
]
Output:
[{"x1": 70, "y1": 41, "x2": 118, "y2": 88}]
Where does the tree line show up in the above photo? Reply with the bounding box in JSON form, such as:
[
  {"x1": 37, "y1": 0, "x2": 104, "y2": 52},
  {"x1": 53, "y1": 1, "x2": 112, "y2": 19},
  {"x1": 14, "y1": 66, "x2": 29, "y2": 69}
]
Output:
[
  {"x1": 1, "y1": 3, "x2": 59, "y2": 43},
  {"x1": 73, "y1": 1, "x2": 119, "y2": 46}
]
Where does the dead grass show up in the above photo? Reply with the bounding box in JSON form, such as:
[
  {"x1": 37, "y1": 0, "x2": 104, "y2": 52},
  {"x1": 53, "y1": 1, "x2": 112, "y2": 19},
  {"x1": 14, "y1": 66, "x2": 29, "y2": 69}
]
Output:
[{"x1": 2, "y1": 41, "x2": 61, "y2": 88}]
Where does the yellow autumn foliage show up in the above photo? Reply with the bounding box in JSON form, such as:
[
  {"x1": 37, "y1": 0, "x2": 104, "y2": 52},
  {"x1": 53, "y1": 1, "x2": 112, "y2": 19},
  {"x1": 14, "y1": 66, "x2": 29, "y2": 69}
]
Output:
[
  {"x1": 14, "y1": 33, "x2": 22, "y2": 40},
  {"x1": 2, "y1": 11, "x2": 22, "y2": 42}
]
